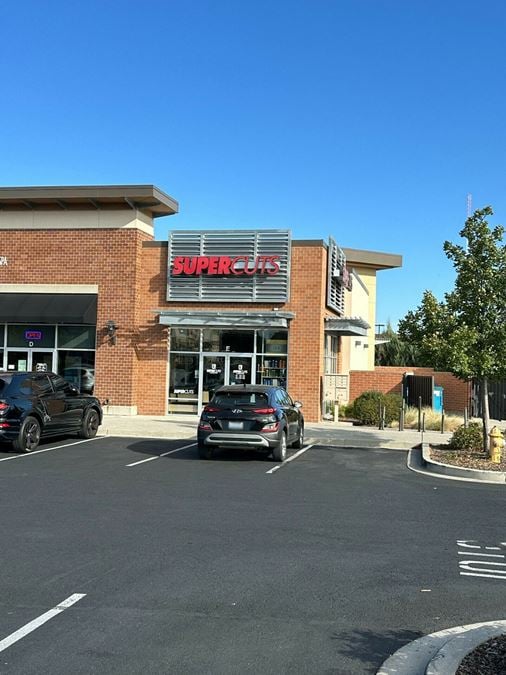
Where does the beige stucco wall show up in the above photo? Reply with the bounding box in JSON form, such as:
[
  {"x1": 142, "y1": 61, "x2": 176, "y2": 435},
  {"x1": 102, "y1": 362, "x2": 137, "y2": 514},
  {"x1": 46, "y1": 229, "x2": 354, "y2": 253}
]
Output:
[
  {"x1": 349, "y1": 271, "x2": 370, "y2": 370},
  {"x1": 351, "y1": 266, "x2": 377, "y2": 370},
  {"x1": 0, "y1": 208, "x2": 154, "y2": 235}
]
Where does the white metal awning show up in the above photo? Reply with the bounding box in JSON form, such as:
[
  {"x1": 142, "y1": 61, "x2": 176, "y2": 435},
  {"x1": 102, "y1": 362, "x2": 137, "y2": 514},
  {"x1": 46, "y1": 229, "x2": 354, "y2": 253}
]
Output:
[
  {"x1": 158, "y1": 310, "x2": 294, "y2": 328},
  {"x1": 324, "y1": 316, "x2": 370, "y2": 337}
]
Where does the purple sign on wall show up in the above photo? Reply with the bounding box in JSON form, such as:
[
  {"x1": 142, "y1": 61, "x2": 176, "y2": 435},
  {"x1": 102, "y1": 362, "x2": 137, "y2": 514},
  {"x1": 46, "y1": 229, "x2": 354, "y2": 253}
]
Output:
[{"x1": 24, "y1": 330, "x2": 42, "y2": 341}]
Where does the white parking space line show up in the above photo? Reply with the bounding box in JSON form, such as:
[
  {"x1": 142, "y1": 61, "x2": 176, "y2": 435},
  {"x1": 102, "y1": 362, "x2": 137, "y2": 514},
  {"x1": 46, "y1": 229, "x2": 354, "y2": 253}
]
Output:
[
  {"x1": 0, "y1": 593, "x2": 85, "y2": 653},
  {"x1": 0, "y1": 437, "x2": 101, "y2": 462},
  {"x1": 266, "y1": 444, "x2": 314, "y2": 474},
  {"x1": 126, "y1": 442, "x2": 197, "y2": 467}
]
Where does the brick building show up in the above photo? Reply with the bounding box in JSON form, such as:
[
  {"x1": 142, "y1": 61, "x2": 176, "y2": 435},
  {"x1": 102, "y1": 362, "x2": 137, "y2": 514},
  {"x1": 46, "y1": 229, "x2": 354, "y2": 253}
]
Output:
[{"x1": 0, "y1": 185, "x2": 401, "y2": 422}]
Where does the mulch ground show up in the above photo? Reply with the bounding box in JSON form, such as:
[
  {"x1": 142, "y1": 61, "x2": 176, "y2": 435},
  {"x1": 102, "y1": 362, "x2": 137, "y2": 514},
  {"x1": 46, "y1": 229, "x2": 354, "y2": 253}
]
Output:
[
  {"x1": 429, "y1": 446, "x2": 506, "y2": 472},
  {"x1": 456, "y1": 634, "x2": 506, "y2": 674}
]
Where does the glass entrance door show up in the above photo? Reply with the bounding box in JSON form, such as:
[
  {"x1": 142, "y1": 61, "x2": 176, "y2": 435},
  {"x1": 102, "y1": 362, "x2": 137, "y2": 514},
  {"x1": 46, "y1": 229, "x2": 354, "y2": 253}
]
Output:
[
  {"x1": 5, "y1": 350, "x2": 55, "y2": 372},
  {"x1": 229, "y1": 356, "x2": 252, "y2": 385},
  {"x1": 200, "y1": 354, "x2": 254, "y2": 407},
  {"x1": 31, "y1": 351, "x2": 54, "y2": 372},
  {"x1": 202, "y1": 356, "x2": 225, "y2": 404}
]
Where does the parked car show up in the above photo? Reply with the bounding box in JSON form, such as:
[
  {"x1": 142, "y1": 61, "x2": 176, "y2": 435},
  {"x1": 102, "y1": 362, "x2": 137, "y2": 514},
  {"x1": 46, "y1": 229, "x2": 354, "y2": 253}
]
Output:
[
  {"x1": 197, "y1": 384, "x2": 304, "y2": 461},
  {"x1": 63, "y1": 366, "x2": 95, "y2": 394},
  {"x1": 0, "y1": 371, "x2": 103, "y2": 453}
]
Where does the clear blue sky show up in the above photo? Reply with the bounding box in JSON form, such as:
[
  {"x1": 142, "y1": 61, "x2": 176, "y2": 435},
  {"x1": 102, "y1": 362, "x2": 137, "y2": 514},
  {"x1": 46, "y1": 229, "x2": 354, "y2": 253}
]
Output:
[{"x1": 2, "y1": 0, "x2": 505, "y2": 327}]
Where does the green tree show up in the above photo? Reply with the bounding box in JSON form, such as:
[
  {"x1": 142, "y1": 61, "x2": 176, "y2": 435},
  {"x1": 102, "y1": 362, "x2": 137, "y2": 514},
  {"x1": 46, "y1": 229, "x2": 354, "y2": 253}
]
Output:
[
  {"x1": 398, "y1": 206, "x2": 506, "y2": 453},
  {"x1": 375, "y1": 321, "x2": 421, "y2": 366}
]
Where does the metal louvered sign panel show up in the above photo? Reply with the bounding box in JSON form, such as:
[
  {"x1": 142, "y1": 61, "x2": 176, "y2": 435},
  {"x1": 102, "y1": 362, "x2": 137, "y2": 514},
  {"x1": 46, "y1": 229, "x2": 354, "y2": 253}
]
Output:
[
  {"x1": 327, "y1": 237, "x2": 351, "y2": 315},
  {"x1": 167, "y1": 230, "x2": 291, "y2": 302}
]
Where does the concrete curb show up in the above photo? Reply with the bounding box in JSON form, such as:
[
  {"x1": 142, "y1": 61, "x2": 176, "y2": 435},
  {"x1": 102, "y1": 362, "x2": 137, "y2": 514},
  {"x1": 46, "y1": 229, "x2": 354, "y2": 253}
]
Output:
[
  {"x1": 425, "y1": 621, "x2": 506, "y2": 674},
  {"x1": 420, "y1": 443, "x2": 506, "y2": 484},
  {"x1": 377, "y1": 620, "x2": 506, "y2": 675}
]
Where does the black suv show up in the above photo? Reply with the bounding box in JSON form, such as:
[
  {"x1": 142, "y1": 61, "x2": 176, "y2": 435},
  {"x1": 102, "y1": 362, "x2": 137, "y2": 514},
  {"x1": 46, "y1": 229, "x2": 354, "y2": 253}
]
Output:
[
  {"x1": 197, "y1": 384, "x2": 304, "y2": 461},
  {"x1": 0, "y1": 371, "x2": 103, "y2": 453}
]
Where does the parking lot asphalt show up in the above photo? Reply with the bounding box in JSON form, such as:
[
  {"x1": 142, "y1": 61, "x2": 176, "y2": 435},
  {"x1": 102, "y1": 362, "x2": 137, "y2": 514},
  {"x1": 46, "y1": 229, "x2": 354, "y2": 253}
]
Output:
[
  {"x1": 100, "y1": 412, "x2": 452, "y2": 450},
  {"x1": 1, "y1": 431, "x2": 506, "y2": 674}
]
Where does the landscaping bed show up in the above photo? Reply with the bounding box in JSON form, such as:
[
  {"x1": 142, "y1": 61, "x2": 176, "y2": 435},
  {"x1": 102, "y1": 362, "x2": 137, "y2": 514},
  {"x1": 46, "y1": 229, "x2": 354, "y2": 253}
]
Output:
[{"x1": 430, "y1": 446, "x2": 506, "y2": 472}]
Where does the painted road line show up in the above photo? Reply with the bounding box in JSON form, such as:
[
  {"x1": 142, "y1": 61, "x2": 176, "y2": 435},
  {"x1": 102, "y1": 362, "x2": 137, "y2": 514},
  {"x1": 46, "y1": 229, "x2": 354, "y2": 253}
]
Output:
[
  {"x1": 0, "y1": 437, "x2": 101, "y2": 463},
  {"x1": 0, "y1": 593, "x2": 86, "y2": 653},
  {"x1": 126, "y1": 442, "x2": 197, "y2": 467},
  {"x1": 266, "y1": 444, "x2": 314, "y2": 474}
]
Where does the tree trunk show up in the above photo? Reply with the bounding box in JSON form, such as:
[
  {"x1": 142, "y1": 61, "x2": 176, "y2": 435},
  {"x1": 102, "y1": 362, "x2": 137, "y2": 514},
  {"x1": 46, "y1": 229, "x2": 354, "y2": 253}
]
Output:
[{"x1": 481, "y1": 377, "x2": 491, "y2": 455}]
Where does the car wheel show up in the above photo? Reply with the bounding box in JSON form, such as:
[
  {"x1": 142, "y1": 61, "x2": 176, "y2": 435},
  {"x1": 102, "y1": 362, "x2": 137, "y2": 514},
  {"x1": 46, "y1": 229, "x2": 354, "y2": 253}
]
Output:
[
  {"x1": 79, "y1": 408, "x2": 100, "y2": 439},
  {"x1": 272, "y1": 430, "x2": 287, "y2": 462},
  {"x1": 198, "y1": 442, "x2": 213, "y2": 459},
  {"x1": 292, "y1": 424, "x2": 304, "y2": 449},
  {"x1": 13, "y1": 416, "x2": 41, "y2": 453}
]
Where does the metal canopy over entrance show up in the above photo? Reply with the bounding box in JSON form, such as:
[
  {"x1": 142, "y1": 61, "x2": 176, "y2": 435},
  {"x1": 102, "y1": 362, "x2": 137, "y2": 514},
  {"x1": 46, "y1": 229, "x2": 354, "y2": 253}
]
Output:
[
  {"x1": 159, "y1": 310, "x2": 294, "y2": 329},
  {"x1": 324, "y1": 316, "x2": 370, "y2": 337}
]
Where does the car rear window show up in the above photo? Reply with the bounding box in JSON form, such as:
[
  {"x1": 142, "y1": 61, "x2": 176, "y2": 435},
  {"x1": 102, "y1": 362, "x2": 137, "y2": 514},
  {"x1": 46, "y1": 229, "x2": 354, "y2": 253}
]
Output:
[{"x1": 213, "y1": 392, "x2": 269, "y2": 407}]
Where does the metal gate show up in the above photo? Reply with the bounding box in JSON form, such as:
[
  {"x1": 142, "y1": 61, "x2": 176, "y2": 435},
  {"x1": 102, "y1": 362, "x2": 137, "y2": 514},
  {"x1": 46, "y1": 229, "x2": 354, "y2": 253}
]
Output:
[
  {"x1": 472, "y1": 380, "x2": 506, "y2": 421},
  {"x1": 403, "y1": 374, "x2": 434, "y2": 407}
]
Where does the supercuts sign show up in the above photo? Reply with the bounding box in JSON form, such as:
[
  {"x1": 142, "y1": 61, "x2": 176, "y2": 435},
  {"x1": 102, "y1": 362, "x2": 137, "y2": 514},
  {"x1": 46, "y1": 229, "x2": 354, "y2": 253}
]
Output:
[
  {"x1": 172, "y1": 255, "x2": 281, "y2": 276},
  {"x1": 167, "y1": 229, "x2": 291, "y2": 302}
]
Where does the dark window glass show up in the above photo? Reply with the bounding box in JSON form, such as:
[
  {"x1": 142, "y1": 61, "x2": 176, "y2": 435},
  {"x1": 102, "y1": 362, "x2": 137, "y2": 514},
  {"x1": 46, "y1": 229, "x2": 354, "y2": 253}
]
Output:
[
  {"x1": 169, "y1": 353, "x2": 199, "y2": 394},
  {"x1": 0, "y1": 325, "x2": 4, "y2": 345},
  {"x1": 7, "y1": 325, "x2": 55, "y2": 348},
  {"x1": 170, "y1": 329, "x2": 200, "y2": 352},
  {"x1": 32, "y1": 375, "x2": 53, "y2": 396},
  {"x1": 279, "y1": 389, "x2": 292, "y2": 406},
  {"x1": 58, "y1": 351, "x2": 95, "y2": 394},
  {"x1": 274, "y1": 390, "x2": 285, "y2": 406},
  {"x1": 57, "y1": 326, "x2": 96, "y2": 349},
  {"x1": 49, "y1": 374, "x2": 74, "y2": 394},
  {"x1": 256, "y1": 330, "x2": 288, "y2": 354},
  {"x1": 203, "y1": 329, "x2": 254, "y2": 352},
  {"x1": 14, "y1": 376, "x2": 33, "y2": 396},
  {"x1": 213, "y1": 391, "x2": 269, "y2": 406}
]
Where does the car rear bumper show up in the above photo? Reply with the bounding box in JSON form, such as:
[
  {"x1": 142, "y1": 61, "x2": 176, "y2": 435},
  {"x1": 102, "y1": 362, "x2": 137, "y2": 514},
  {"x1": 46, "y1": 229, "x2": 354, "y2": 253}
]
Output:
[
  {"x1": 199, "y1": 431, "x2": 278, "y2": 449},
  {"x1": 0, "y1": 424, "x2": 21, "y2": 441}
]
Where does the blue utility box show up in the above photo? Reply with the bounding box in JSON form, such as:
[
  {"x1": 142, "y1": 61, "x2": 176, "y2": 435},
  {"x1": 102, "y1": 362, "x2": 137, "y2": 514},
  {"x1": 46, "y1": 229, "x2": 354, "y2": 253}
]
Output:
[{"x1": 433, "y1": 386, "x2": 444, "y2": 413}]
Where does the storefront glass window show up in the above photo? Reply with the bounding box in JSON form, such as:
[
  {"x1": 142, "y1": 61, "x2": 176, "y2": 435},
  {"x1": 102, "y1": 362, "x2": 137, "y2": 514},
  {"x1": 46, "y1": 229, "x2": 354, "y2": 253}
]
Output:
[
  {"x1": 170, "y1": 329, "x2": 200, "y2": 352},
  {"x1": 7, "y1": 324, "x2": 56, "y2": 348},
  {"x1": 169, "y1": 353, "x2": 199, "y2": 413},
  {"x1": 256, "y1": 330, "x2": 288, "y2": 388},
  {"x1": 0, "y1": 325, "x2": 4, "y2": 369},
  {"x1": 203, "y1": 329, "x2": 254, "y2": 352},
  {"x1": 57, "y1": 325, "x2": 96, "y2": 349},
  {"x1": 324, "y1": 335, "x2": 339, "y2": 374},
  {"x1": 58, "y1": 351, "x2": 96, "y2": 394},
  {"x1": 256, "y1": 330, "x2": 288, "y2": 354}
]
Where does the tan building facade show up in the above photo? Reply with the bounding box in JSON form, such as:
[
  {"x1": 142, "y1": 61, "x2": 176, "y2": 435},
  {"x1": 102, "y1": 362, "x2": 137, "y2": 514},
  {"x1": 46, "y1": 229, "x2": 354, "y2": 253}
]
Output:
[{"x1": 0, "y1": 185, "x2": 401, "y2": 422}]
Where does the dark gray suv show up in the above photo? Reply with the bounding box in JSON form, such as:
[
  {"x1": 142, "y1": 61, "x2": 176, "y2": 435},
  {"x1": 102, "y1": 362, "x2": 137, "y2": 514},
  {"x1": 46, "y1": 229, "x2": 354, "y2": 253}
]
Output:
[{"x1": 197, "y1": 384, "x2": 304, "y2": 461}]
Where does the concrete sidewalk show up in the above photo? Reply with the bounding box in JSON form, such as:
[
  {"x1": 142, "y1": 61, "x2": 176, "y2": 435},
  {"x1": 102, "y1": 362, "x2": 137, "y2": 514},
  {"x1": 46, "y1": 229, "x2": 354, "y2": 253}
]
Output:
[{"x1": 100, "y1": 413, "x2": 451, "y2": 450}]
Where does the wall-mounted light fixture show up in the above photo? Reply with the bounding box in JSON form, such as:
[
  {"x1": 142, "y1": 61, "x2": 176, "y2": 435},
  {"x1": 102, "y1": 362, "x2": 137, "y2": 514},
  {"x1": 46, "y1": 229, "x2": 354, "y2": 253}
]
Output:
[{"x1": 106, "y1": 320, "x2": 118, "y2": 345}]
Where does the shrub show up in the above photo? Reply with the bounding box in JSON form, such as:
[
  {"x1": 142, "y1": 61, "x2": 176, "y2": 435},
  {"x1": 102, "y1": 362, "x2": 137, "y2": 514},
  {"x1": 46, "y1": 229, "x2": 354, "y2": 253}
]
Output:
[
  {"x1": 350, "y1": 390, "x2": 402, "y2": 426},
  {"x1": 448, "y1": 422, "x2": 483, "y2": 451}
]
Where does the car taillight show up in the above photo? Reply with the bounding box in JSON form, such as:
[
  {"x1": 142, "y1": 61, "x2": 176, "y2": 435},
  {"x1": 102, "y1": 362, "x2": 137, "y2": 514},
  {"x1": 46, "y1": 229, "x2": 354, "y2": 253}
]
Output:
[
  {"x1": 0, "y1": 423, "x2": 9, "y2": 428},
  {"x1": 204, "y1": 405, "x2": 219, "y2": 413},
  {"x1": 253, "y1": 407, "x2": 275, "y2": 414},
  {"x1": 261, "y1": 421, "x2": 279, "y2": 432},
  {"x1": 0, "y1": 402, "x2": 9, "y2": 414},
  {"x1": 199, "y1": 422, "x2": 212, "y2": 431}
]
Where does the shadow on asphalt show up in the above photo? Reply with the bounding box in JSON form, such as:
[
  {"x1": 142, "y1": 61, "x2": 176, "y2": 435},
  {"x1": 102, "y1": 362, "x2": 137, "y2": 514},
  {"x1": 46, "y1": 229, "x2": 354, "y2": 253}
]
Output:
[
  {"x1": 125, "y1": 438, "x2": 275, "y2": 462},
  {"x1": 332, "y1": 627, "x2": 423, "y2": 672}
]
